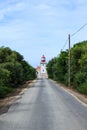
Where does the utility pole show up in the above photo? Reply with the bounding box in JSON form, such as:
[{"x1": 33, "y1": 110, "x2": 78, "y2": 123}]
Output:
[{"x1": 68, "y1": 34, "x2": 71, "y2": 87}]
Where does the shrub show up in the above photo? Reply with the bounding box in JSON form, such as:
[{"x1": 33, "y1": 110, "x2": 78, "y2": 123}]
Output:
[
  {"x1": 0, "y1": 85, "x2": 13, "y2": 98},
  {"x1": 77, "y1": 82, "x2": 87, "y2": 95},
  {"x1": 73, "y1": 72, "x2": 86, "y2": 88}
]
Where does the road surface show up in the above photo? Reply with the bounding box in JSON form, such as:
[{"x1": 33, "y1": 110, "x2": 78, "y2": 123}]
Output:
[{"x1": 0, "y1": 78, "x2": 87, "y2": 130}]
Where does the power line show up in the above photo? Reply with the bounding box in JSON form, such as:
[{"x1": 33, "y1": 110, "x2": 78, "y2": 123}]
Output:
[
  {"x1": 58, "y1": 23, "x2": 87, "y2": 87},
  {"x1": 71, "y1": 22, "x2": 87, "y2": 37},
  {"x1": 62, "y1": 39, "x2": 68, "y2": 50},
  {"x1": 61, "y1": 22, "x2": 87, "y2": 52}
]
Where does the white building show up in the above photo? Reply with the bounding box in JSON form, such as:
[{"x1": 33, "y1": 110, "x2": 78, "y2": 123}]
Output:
[
  {"x1": 36, "y1": 55, "x2": 48, "y2": 78},
  {"x1": 40, "y1": 55, "x2": 48, "y2": 78}
]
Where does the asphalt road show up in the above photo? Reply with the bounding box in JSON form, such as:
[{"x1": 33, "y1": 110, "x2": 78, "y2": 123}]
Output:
[{"x1": 0, "y1": 78, "x2": 87, "y2": 130}]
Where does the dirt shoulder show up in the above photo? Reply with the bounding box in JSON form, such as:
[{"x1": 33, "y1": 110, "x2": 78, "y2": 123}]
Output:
[
  {"x1": 55, "y1": 82, "x2": 87, "y2": 105},
  {"x1": 0, "y1": 80, "x2": 36, "y2": 115}
]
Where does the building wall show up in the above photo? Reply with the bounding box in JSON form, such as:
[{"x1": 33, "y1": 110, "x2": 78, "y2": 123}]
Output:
[
  {"x1": 40, "y1": 63, "x2": 46, "y2": 74},
  {"x1": 40, "y1": 63, "x2": 48, "y2": 78}
]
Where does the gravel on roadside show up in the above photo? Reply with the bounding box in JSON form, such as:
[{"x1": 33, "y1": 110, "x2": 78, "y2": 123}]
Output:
[{"x1": 0, "y1": 80, "x2": 36, "y2": 115}]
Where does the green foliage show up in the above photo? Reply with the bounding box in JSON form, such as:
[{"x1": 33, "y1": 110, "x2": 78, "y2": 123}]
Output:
[
  {"x1": 21, "y1": 60, "x2": 36, "y2": 81},
  {"x1": 77, "y1": 82, "x2": 87, "y2": 95},
  {"x1": 0, "y1": 46, "x2": 36, "y2": 98},
  {"x1": 47, "y1": 51, "x2": 68, "y2": 84},
  {"x1": 73, "y1": 72, "x2": 87, "y2": 88},
  {"x1": 71, "y1": 41, "x2": 87, "y2": 88},
  {"x1": 47, "y1": 41, "x2": 87, "y2": 95},
  {"x1": 56, "y1": 51, "x2": 68, "y2": 83},
  {"x1": 0, "y1": 47, "x2": 12, "y2": 63},
  {"x1": 46, "y1": 58, "x2": 55, "y2": 79},
  {"x1": 0, "y1": 86, "x2": 13, "y2": 98},
  {"x1": 1, "y1": 62, "x2": 24, "y2": 87},
  {"x1": 0, "y1": 67, "x2": 10, "y2": 85}
]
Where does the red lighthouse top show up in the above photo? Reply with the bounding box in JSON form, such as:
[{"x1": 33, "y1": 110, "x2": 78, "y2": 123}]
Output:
[{"x1": 41, "y1": 55, "x2": 46, "y2": 63}]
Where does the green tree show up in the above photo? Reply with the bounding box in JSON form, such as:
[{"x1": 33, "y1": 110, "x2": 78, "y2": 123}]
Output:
[
  {"x1": 47, "y1": 41, "x2": 87, "y2": 95},
  {"x1": 0, "y1": 46, "x2": 36, "y2": 98}
]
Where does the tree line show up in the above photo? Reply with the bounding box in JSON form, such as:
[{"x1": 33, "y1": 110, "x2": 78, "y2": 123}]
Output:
[
  {"x1": 0, "y1": 46, "x2": 36, "y2": 98},
  {"x1": 47, "y1": 41, "x2": 87, "y2": 95}
]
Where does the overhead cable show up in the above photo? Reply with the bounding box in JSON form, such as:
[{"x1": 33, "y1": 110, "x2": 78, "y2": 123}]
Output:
[
  {"x1": 62, "y1": 39, "x2": 68, "y2": 50},
  {"x1": 71, "y1": 22, "x2": 87, "y2": 37}
]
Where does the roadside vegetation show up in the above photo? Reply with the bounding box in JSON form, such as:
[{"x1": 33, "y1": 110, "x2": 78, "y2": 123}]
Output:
[
  {"x1": 47, "y1": 41, "x2": 87, "y2": 95},
  {"x1": 0, "y1": 47, "x2": 36, "y2": 98}
]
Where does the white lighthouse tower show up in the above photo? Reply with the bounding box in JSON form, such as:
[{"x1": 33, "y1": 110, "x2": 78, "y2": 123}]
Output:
[{"x1": 40, "y1": 55, "x2": 47, "y2": 78}]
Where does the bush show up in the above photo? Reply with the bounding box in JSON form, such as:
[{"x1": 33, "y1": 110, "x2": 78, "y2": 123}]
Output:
[
  {"x1": 73, "y1": 72, "x2": 86, "y2": 88},
  {"x1": 0, "y1": 86, "x2": 13, "y2": 98},
  {"x1": 77, "y1": 82, "x2": 87, "y2": 95},
  {"x1": 0, "y1": 67, "x2": 10, "y2": 86},
  {"x1": 0, "y1": 46, "x2": 36, "y2": 98}
]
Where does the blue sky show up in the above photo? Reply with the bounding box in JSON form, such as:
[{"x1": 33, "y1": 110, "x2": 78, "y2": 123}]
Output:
[{"x1": 0, "y1": 0, "x2": 87, "y2": 67}]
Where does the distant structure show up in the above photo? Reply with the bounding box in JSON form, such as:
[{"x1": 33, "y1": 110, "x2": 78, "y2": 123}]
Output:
[
  {"x1": 36, "y1": 66, "x2": 41, "y2": 78},
  {"x1": 36, "y1": 55, "x2": 48, "y2": 78},
  {"x1": 40, "y1": 55, "x2": 48, "y2": 78}
]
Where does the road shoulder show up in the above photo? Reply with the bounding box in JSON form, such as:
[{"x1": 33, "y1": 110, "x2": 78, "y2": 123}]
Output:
[
  {"x1": 0, "y1": 80, "x2": 36, "y2": 115},
  {"x1": 54, "y1": 81, "x2": 87, "y2": 106}
]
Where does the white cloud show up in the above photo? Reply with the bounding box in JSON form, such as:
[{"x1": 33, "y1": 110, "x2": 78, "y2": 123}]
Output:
[{"x1": 0, "y1": 1, "x2": 25, "y2": 21}]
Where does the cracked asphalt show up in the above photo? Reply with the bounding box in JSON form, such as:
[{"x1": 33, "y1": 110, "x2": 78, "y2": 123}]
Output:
[{"x1": 0, "y1": 78, "x2": 87, "y2": 130}]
